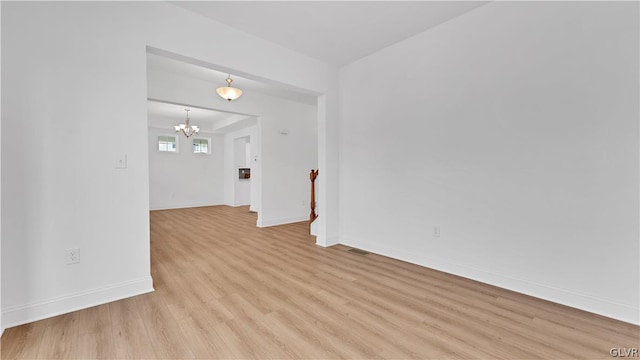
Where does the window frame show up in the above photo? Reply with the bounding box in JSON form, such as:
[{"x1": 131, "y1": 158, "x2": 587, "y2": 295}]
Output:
[
  {"x1": 192, "y1": 137, "x2": 211, "y2": 155},
  {"x1": 158, "y1": 134, "x2": 179, "y2": 153}
]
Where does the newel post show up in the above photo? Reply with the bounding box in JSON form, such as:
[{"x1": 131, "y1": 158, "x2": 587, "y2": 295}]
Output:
[{"x1": 309, "y1": 169, "x2": 319, "y2": 224}]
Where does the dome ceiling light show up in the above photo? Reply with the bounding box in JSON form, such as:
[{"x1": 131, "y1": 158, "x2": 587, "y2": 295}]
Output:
[{"x1": 216, "y1": 74, "x2": 243, "y2": 102}]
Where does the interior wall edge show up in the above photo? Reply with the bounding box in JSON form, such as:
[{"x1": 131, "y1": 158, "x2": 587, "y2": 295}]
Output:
[
  {"x1": 339, "y1": 236, "x2": 640, "y2": 326},
  {"x1": 257, "y1": 215, "x2": 308, "y2": 228},
  {"x1": 316, "y1": 236, "x2": 340, "y2": 248},
  {"x1": 1, "y1": 276, "x2": 154, "y2": 330},
  {"x1": 149, "y1": 201, "x2": 225, "y2": 211}
]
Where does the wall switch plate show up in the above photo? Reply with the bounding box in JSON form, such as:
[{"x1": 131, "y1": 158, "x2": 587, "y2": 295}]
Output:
[
  {"x1": 115, "y1": 154, "x2": 127, "y2": 169},
  {"x1": 66, "y1": 248, "x2": 80, "y2": 265},
  {"x1": 433, "y1": 225, "x2": 440, "y2": 237}
]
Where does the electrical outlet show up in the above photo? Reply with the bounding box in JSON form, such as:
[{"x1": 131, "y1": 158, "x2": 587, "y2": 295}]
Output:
[
  {"x1": 66, "y1": 248, "x2": 80, "y2": 265},
  {"x1": 115, "y1": 154, "x2": 127, "y2": 169},
  {"x1": 433, "y1": 225, "x2": 440, "y2": 237}
]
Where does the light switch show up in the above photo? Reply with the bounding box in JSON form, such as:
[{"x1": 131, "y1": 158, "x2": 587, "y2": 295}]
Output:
[{"x1": 115, "y1": 154, "x2": 127, "y2": 169}]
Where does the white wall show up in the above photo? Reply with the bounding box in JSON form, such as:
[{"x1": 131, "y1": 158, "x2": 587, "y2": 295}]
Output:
[
  {"x1": 260, "y1": 105, "x2": 318, "y2": 227},
  {"x1": 148, "y1": 128, "x2": 224, "y2": 210},
  {"x1": 0, "y1": 0, "x2": 3, "y2": 336},
  {"x1": 1, "y1": 2, "x2": 337, "y2": 329},
  {"x1": 339, "y1": 2, "x2": 639, "y2": 324},
  {"x1": 316, "y1": 91, "x2": 341, "y2": 246},
  {"x1": 148, "y1": 70, "x2": 318, "y2": 227}
]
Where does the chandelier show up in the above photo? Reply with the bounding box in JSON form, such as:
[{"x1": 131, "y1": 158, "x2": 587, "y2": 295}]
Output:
[
  {"x1": 174, "y1": 109, "x2": 199, "y2": 138},
  {"x1": 216, "y1": 74, "x2": 243, "y2": 102}
]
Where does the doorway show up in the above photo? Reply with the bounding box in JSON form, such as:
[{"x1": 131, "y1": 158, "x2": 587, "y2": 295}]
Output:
[{"x1": 233, "y1": 136, "x2": 251, "y2": 207}]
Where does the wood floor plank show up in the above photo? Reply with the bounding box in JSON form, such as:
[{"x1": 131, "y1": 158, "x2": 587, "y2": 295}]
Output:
[
  {"x1": 2, "y1": 205, "x2": 638, "y2": 359},
  {"x1": 35, "y1": 313, "x2": 79, "y2": 359},
  {"x1": 109, "y1": 298, "x2": 156, "y2": 359},
  {"x1": 74, "y1": 304, "x2": 115, "y2": 359},
  {"x1": 0, "y1": 321, "x2": 46, "y2": 359},
  {"x1": 133, "y1": 294, "x2": 195, "y2": 359}
]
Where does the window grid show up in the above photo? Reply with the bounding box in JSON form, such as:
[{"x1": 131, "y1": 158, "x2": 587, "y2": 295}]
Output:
[
  {"x1": 193, "y1": 138, "x2": 209, "y2": 154},
  {"x1": 158, "y1": 135, "x2": 177, "y2": 152}
]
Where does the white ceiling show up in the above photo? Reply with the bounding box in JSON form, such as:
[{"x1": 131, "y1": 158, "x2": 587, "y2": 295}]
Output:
[
  {"x1": 147, "y1": 52, "x2": 318, "y2": 105},
  {"x1": 171, "y1": 1, "x2": 488, "y2": 66},
  {"x1": 146, "y1": 52, "x2": 315, "y2": 133},
  {"x1": 149, "y1": 1, "x2": 488, "y2": 130}
]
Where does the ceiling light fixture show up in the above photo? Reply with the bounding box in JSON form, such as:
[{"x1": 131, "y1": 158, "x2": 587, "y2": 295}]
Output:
[
  {"x1": 174, "y1": 109, "x2": 199, "y2": 138},
  {"x1": 216, "y1": 74, "x2": 243, "y2": 102}
]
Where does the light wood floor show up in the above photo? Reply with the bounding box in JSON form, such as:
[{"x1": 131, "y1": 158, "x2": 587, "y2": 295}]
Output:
[{"x1": 2, "y1": 205, "x2": 638, "y2": 359}]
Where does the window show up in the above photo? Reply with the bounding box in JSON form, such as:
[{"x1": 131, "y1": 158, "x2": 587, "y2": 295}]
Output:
[
  {"x1": 158, "y1": 135, "x2": 177, "y2": 152},
  {"x1": 193, "y1": 138, "x2": 210, "y2": 154}
]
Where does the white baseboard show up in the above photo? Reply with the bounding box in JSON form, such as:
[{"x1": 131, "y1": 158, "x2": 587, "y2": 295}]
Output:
[
  {"x1": 340, "y1": 236, "x2": 639, "y2": 325},
  {"x1": 222, "y1": 201, "x2": 251, "y2": 208},
  {"x1": 316, "y1": 235, "x2": 339, "y2": 247},
  {"x1": 1, "y1": 276, "x2": 154, "y2": 330},
  {"x1": 257, "y1": 215, "x2": 307, "y2": 228},
  {"x1": 150, "y1": 200, "x2": 222, "y2": 211}
]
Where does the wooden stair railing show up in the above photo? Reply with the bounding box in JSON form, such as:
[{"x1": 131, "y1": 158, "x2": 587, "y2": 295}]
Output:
[{"x1": 309, "y1": 169, "x2": 319, "y2": 225}]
